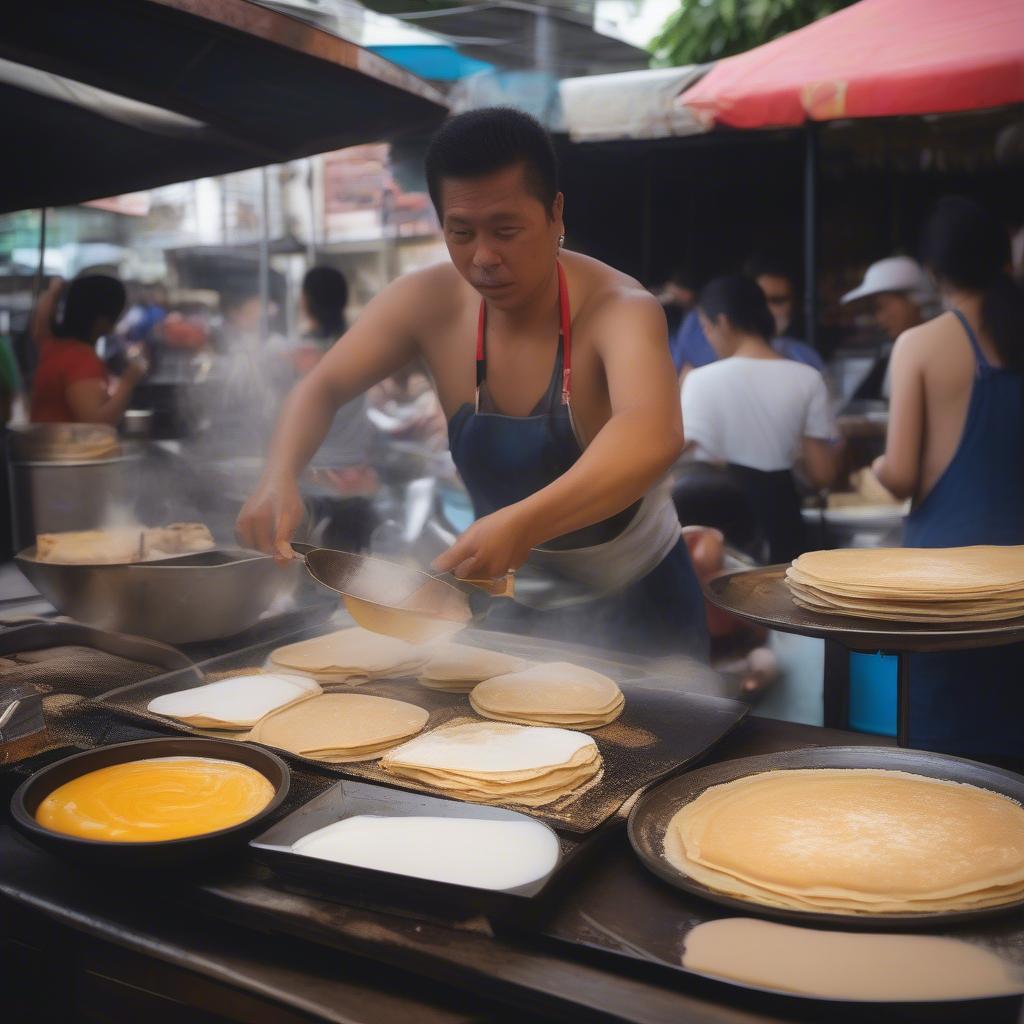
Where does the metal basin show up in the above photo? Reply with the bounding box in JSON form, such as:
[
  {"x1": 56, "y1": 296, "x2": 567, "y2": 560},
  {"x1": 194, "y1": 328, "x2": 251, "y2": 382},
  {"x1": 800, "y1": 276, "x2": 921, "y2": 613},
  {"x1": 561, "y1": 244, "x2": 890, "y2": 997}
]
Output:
[{"x1": 15, "y1": 547, "x2": 301, "y2": 644}]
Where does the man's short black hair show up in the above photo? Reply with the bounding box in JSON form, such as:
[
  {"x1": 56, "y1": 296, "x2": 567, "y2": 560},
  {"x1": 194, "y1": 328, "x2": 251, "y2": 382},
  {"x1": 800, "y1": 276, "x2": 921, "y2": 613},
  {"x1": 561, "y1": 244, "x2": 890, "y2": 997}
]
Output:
[{"x1": 425, "y1": 107, "x2": 559, "y2": 216}]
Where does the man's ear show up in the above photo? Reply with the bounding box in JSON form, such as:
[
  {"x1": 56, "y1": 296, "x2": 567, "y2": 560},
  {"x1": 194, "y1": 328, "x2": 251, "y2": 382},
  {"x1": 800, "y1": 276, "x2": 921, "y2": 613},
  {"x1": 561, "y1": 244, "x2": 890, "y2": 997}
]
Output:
[{"x1": 552, "y1": 191, "x2": 565, "y2": 224}]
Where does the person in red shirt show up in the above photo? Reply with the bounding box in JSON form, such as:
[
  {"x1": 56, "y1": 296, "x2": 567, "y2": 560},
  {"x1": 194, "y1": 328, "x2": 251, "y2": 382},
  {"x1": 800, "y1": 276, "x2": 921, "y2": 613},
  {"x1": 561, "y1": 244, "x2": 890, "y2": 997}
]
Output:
[{"x1": 30, "y1": 275, "x2": 146, "y2": 424}]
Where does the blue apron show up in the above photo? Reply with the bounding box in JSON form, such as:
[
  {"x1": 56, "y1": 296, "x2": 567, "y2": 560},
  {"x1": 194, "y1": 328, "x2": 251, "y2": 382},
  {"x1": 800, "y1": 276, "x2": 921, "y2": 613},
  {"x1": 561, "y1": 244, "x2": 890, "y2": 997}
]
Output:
[
  {"x1": 448, "y1": 263, "x2": 707, "y2": 658},
  {"x1": 903, "y1": 310, "x2": 1024, "y2": 763}
]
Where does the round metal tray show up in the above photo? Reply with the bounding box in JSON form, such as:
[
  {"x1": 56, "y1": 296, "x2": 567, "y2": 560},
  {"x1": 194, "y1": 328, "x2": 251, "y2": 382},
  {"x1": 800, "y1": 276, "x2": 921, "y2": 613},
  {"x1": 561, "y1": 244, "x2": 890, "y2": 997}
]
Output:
[
  {"x1": 706, "y1": 565, "x2": 1024, "y2": 652},
  {"x1": 11, "y1": 737, "x2": 290, "y2": 867},
  {"x1": 628, "y1": 746, "x2": 1024, "y2": 929}
]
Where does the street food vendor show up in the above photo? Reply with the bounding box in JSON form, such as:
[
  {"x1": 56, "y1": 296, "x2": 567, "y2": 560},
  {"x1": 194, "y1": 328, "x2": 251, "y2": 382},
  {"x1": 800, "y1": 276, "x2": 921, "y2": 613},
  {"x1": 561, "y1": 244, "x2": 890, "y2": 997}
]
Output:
[
  {"x1": 872, "y1": 197, "x2": 1024, "y2": 764},
  {"x1": 30, "y1": 275, "x2": 147, "y2": 425},
  {"x1": 238, "y1": 108, "x2": 706, "y2": 658}
]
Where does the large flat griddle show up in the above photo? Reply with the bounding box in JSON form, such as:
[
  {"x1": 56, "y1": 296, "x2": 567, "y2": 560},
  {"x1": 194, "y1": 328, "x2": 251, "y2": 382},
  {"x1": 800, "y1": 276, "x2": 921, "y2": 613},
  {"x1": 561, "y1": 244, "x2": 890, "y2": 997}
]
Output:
[
  {"x1": 541, "y1": 826, "x2": 1024, "y2": 1009},
  {"x1": 96, "y1": 624, "x2": 748, "y2": 834}
]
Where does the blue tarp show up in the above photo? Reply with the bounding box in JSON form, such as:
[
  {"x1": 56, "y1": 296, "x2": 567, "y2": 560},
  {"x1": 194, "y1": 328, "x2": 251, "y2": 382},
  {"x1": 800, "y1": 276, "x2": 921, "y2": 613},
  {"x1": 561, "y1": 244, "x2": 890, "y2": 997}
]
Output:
[{"x1": 370, "y1": 44, "x2": 494, "y2": 83}]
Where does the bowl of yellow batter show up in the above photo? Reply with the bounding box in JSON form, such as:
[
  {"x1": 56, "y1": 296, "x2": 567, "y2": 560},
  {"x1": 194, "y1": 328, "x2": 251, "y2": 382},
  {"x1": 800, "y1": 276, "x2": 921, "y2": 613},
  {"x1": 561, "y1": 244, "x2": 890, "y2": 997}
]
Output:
[{"x1": 11, "y1": 737, "x2": 290, "y2": 865}]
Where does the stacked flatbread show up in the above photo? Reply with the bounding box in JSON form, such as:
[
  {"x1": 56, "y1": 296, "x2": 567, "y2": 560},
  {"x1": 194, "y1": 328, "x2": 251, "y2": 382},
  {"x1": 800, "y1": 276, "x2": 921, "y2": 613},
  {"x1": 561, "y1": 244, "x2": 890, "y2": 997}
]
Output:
[
  {"x1": 268, "y1": 628, "x2": 427, "y2": 687},
  {"x1": 36, "y1": 528, "x2": 145, "y2": 564},
  {"x1": 35, "y1": 522, "x2": 215, "y2": 564},
  {"x1": 417, "y1": 643, "x2": 529, "y2": 693},
  {"x1": 470, "y1": 662, "x2": 624, "y2": 729},
  {"x1": 147, "y1": 672, "x2": 320, "y2": 729},
  {"x1": 381, "y1": 721, "x2": 602, "y2": 807},
  {"x1": 144, "y1": 523, "x2": 216, "y2": 558},
  {"x1": 786, "y1": 546, "x2": 1024, "y2": 623},
  {"x1": 249, "y1": 692, "x2": 429, "y2": 762},
  {"x1": 665, "y1": 769, "x2": 1024, "y2": 915}
]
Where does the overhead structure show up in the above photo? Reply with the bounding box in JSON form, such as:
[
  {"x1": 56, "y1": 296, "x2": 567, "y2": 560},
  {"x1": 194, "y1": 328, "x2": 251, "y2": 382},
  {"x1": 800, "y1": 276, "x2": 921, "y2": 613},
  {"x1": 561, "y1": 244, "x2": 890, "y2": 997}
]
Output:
[
  {"x1": 560, "y1": 66, "x2": 710, "y2": 143},
  {"x1": 672, "y1": 0, "x2": 1024, "y2": 350},
  {"x1": 680, "y1": 0, "x2": 1024, "y2": 130},
  {"x1": 382, "y1": 1, "x2": 648, "y2": 77},
  {"x1": 0, "y1": 0, "x2": 447, "y2": 214}
]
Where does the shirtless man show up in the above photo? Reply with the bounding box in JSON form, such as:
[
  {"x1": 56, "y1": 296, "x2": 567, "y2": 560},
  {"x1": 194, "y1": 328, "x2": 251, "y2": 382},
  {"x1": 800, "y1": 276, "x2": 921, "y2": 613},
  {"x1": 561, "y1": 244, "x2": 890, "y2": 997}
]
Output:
[{"x1": 238, "y1": 108, "x2": 706, "y2": 657}]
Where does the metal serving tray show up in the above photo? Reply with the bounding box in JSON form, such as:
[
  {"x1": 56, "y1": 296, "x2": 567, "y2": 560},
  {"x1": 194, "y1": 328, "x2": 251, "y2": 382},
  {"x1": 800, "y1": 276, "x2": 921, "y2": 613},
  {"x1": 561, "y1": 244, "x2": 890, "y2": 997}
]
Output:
[
  {"x1": 628, "y1": 745, "x2": 1024, "y2": 929},
  {"x1": 251, "y1": 778, "x2": 595, "y2": 928},
  {"x1": 706, "y1": 564, "x2": 1024, "y2": 653}
]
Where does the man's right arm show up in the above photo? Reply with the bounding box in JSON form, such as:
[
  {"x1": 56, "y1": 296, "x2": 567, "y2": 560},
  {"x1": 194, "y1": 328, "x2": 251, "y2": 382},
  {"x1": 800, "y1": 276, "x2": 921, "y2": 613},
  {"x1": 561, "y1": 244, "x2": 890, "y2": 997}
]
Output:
[{"x1": 237, "y1": 273, "x2": 423, "y2": 557}]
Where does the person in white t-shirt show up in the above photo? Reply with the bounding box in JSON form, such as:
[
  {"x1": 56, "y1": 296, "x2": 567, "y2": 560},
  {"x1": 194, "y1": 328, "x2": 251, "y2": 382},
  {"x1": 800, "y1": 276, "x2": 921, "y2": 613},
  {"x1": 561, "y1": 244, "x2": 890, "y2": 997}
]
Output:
[{"x1": 679, "y1": 275, "x2": 842, "y2": 560}]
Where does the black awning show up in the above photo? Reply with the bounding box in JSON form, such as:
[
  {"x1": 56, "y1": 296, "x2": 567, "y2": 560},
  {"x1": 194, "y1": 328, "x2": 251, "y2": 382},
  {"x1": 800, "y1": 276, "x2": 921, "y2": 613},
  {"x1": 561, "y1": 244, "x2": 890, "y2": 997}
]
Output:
[{"x1": 0, "y1": 0, "x2": 448, "y2": 213}]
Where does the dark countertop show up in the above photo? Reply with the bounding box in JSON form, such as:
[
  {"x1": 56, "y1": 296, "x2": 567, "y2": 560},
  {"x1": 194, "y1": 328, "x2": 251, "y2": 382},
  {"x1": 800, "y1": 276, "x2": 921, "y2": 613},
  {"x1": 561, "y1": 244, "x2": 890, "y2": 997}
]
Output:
[{"x1": 10, "y1": 714, "x2": 1016, "y2": 1024}]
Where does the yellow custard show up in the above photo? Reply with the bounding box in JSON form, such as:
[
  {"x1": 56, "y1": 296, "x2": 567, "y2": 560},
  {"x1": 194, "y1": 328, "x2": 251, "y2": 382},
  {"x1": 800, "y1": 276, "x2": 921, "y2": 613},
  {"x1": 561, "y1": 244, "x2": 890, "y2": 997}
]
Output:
[{"x1": 35, "y1": 756, "x2": 275, "y2": 842}]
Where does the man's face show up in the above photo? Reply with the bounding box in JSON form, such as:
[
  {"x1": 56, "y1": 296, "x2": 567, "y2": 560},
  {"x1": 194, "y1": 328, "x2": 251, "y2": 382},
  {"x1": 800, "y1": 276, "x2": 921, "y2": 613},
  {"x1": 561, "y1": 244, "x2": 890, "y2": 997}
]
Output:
[
  {"x1": 872, "y1": 292, "x2": 921, "y2": 340},
  {"x1": 439, "y1": 163, "x2": 564, "y2": 311},
  {"x1": 756, "y1": 274, "x2": 794, "y2": 336}
]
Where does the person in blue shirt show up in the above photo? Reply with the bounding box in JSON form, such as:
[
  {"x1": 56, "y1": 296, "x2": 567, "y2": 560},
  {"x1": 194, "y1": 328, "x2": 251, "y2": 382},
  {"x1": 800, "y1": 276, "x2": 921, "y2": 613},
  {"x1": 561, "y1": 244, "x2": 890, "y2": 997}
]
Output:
[{"x1": 671, "y1": 260, "x2": 827, "y2": 378}]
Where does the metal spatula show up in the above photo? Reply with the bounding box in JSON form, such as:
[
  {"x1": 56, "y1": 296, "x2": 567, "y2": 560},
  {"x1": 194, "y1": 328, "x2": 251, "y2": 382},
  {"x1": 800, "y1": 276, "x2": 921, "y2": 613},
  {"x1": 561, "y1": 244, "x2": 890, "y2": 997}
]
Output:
[{"x1": 290, "y1": 544, "x2": 512, "y2": 643}]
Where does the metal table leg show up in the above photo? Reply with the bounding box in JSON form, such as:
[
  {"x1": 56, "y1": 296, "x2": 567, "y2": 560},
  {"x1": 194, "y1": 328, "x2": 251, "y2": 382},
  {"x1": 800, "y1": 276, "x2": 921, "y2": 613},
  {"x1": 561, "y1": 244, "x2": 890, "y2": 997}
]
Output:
[{"x1": 896, "y1": 651, "x2": 910, "y2": 747}]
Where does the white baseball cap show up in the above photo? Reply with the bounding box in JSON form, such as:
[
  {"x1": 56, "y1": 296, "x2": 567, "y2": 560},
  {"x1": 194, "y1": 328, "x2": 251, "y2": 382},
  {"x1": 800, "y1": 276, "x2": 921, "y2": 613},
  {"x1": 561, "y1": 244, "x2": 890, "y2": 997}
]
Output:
[{"x1": 841, "y1": 256, "x2": 932, "y2": 305}]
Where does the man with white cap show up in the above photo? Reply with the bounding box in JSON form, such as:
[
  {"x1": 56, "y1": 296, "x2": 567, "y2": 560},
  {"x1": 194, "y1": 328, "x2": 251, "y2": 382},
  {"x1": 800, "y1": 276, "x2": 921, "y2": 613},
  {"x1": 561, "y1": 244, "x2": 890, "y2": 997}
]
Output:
[{"x1": 840, "y1": 255, "x2": 933, "y2": 341}]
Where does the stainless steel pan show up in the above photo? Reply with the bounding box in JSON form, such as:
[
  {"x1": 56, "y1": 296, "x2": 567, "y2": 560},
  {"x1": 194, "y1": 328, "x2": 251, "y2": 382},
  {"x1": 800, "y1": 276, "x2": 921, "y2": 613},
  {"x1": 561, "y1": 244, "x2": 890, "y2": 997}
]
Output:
[{"x1": 15, "y1": 547, "x2": 301, "y2": 644}]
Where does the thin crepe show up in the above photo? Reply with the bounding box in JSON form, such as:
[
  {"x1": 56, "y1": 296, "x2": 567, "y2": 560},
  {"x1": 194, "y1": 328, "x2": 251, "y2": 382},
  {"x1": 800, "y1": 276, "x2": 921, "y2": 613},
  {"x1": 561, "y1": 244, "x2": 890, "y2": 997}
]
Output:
[
  {"x1": 249, "y1": 692, "x2": 428, "y2": 761},
  {"x1": 147, "y1": 672, "x2": 321, "y2": 729},
  {"x1": 666, "y1": 769, "x2": 1024, "y2": 914},
  {"x1": 381, "y1": 721, "x2": 602, "y2": 806},
  {"x1": 470, "y1": 662, "x2": 624, "y2": 729},
  {"x1": 269, "y1": 627, "x2": 427, "y2": 685},
  {"x1": 418, "y1": 643, "x2": 529, "y2": 693}
]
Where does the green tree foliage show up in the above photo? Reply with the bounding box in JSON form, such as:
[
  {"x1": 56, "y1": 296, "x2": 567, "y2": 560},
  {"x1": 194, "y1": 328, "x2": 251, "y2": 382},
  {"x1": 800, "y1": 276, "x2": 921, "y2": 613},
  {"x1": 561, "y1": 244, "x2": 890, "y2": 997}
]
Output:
[{"x1": 650, "y1": 0, "x2": 858, "y2": 67}]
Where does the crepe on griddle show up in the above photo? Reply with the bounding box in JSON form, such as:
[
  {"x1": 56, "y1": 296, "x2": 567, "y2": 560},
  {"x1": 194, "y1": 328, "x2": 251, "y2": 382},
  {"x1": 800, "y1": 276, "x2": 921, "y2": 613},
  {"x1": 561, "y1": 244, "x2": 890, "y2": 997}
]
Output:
[
  {"x1": 417, "y1": 643, "x2": 529, "y2": 693},
  {"x1": 664, "y1": 768, "x2": 1024, "y2": 914},
  {"x1": 469, "y1": 661, "x2": 624, "y2": 729},
  {"x1": 147, "y1": 672, "x2": 321, "y2": 730},
  {"x1": 381, "y1": 721, "x2": 602, "y2": 806},
  {"x1": 786, "y1": 546, "x2": 1024, "y2": 623},
  {"x1": 249, "y1": 692, "x2": 429, "y2": 762},
  {"x1": 268, "y1": 627, "x2": 427, "y2": 687}
]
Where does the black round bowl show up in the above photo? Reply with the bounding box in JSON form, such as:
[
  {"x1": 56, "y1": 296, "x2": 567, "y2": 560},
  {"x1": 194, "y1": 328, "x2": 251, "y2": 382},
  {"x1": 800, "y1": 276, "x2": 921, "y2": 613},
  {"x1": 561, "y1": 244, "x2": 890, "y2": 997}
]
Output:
[{"x1": 10, "y1": 737, "x2": 290, "y2": 868}]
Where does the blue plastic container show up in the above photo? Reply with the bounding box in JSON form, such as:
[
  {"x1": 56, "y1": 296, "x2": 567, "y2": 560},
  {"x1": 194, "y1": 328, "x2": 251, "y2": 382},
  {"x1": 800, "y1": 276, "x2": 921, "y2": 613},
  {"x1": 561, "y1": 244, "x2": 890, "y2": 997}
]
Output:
[{"x1": 848, "y1": 651, "x2": 898, "y2": 736}]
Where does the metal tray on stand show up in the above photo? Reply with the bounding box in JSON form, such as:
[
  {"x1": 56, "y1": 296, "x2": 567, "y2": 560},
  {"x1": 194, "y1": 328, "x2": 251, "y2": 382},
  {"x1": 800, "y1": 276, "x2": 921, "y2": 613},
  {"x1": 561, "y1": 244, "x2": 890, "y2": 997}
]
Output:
[
  {"x1": 627, "y1": 745, "x2": 1024, "y2": 929},
  {"x1": 705, "y1": 565, "x2": 1024, "y2": 745}
]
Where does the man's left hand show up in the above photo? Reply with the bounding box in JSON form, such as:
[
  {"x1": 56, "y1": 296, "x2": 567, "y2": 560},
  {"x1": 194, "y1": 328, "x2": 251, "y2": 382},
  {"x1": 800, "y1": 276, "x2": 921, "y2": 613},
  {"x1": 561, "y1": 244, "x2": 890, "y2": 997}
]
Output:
[{"x1": 432, "y1": 504, "x2": 539, "y2": 582}]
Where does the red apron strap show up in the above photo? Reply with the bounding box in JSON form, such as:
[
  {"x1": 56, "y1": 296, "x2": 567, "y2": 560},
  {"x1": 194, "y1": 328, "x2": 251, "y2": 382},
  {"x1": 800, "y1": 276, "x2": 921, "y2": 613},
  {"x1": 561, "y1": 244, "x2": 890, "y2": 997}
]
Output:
[
  {"x1": 475, "y1": 299, "x2": 487, "y2": 392},
  {"x1": 557, "y1": 261, "x2": 572, "y2": 406}
]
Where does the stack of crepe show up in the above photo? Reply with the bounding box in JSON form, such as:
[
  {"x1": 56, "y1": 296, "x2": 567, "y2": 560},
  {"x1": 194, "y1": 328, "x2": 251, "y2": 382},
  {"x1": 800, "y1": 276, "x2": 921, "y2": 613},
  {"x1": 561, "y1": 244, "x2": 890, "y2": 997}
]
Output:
[
  {"x1": 268, "y1": 628, "x2": 427, "y2": 687},
  {"x1": 147, "y1": 672, "x2": 321, "y2": 730},
  {"x1": 417, "y1": 643, "x2": 529, "y2": 693},
  {"x1": 380, "y1": 721, "x2": 602, "y2": 807},
  {"x1": 35, "y1": 522, "x2": 215, "y2": 564},
  {"x1": 786, "y1": 546, "x2": 1024, "y2": 622},
  {"x1": 666, "y1": 768, "x2": 1024, "y2": 915},
  {"x1": 470, "y1": 662, "x2": 624, "y2": 729},
  {"x1": 249, "y1": 692, "x2": 429, "y2": 762}
]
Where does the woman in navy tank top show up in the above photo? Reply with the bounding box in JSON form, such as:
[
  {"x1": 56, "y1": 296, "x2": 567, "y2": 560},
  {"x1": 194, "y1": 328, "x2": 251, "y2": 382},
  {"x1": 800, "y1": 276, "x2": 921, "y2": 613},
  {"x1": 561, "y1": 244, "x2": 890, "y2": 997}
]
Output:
[{"x1": 873, "y1": 197, "x2": 1024, "y2": 766}]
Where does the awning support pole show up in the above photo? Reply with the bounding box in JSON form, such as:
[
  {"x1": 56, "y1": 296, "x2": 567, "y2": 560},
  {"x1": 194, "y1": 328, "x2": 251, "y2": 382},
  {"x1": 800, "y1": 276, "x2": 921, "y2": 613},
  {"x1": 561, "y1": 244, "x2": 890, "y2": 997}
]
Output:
[
  {"x1": 803, "y1": 123, "x2": 819, "y2": 351},
  {"x1": 259, "y1": 165, "x2": 270, "y2": 345},
  {"x1": 34, "y1": 207, "x2": 48, "y2": 302}
]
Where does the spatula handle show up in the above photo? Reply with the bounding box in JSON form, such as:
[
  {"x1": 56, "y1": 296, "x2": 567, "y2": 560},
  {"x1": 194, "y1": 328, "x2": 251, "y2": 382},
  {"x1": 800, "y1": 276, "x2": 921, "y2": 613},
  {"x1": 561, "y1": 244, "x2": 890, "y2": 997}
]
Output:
[{"x1": 454, "y1": 571, "x2": 516, "y2": 599}]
